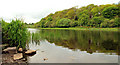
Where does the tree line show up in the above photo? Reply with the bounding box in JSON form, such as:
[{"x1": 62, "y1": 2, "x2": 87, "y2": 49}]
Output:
[{"x1": 34, "y1": 2, "x2": 120, "y2": 28}]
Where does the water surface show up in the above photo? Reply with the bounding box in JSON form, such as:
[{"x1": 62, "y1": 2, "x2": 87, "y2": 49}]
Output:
[{"x1": 27, "y1": 28, "x2": 120, "y2": 63}]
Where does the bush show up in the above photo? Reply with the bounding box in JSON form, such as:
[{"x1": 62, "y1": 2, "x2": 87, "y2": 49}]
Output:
[
  {"x1": 1, "y1": 19, "x2": 30, "y2": 49},
  {"x1": 70, "y1": 20, "x2": 78, "y2": 27},
  {"x1": 102, "y1": 6, "x2": 119, "y2": 18},
  {"x1": 108, "y1": 19, "x2": 115, "y2": 27},
  {"x1": 78, "y1": 13, "x2": 89, "y2": 26},
  {"x1": 100, "y1": 19, "x2": 109, "y2": 28},
  {"x1": 100, "y1": 18, "x2": 118, "y2": 28},
  {"x1": 1, "y1": 19, "x2": 9, "y2": 44},
  {"x1": 56, "y1": 18, "x2": 71, "y2": 27},
  {"x1": 90, "y1": 17, "x2": 104, "y2": 27},
  {"x1": 114, "y1": 17, "x2": 120, "y2": 27}
]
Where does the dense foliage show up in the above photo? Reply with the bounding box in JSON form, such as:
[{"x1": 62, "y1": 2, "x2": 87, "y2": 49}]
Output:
[
  {"x1": 34, "y1": 2, "x2": 120, "y2": 28},
  {"x1": 0, "y1": 19, "x2": 30, "y2": 49}
]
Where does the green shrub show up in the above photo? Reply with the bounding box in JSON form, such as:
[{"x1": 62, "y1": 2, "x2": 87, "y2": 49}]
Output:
[
  {"x1": 100, "y1": 19, "x2": 109, "y2": 28},
  {"x1": 102, "y1": 6, "x2": 119, "y2": 18},
  {"x1": 114, "y1": 17, "x2": 120, "y2": 27},
  {"x1": 90, "y1": 17, "x2": 104, "y2": 27},
  {"x1": 1, "y1": 19, "x2": 30, "y2": 49},
  {"x1": 56, "y1": 18, "x2": 71, "y2": 27},
  {"x1": 1, "y1": 19, "x2": 9, "y2": 44},
  {"x1": 78, "y1": 13, "x2": 89, "y2": 26}
]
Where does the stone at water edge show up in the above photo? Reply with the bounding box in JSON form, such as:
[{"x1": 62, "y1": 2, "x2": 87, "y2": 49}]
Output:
[
  {"x1": 25, "y1": 50, "x2": 36, "y2": 55},
  {"x1": 41, "y1": 51, "x2": 44, "y2": 52},
  {"x1": 13, "y1": 53, "x2": 23, "y2": 60},
  {"x1": 18, "y1": 48, "x2": 23, "y2": 52},
  {"x1": 44, "y1": 58, "x2": 48, "y2": 61},
  {"x1": 0, "y1": 44, "x2": 8, "y2": 47},
  {"x1": 3, "y1": 47, "x2": 16, "y2": 51},
  {"x1": 3, "y1": 47, "x2": 17, "y2": 53}
]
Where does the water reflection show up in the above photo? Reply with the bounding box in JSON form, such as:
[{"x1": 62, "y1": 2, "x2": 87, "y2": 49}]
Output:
[{"x1": 31, "y1": 29, "x2": 120, "y2": 55}]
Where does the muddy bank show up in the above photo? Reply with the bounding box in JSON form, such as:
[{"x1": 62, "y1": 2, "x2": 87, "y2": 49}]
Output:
[
  {"x1": 1, "y1": 45, "x2": 36, "y2": 65},
  {"x1": 2, "y1": 53, "x2": 27, "y2": 64}
]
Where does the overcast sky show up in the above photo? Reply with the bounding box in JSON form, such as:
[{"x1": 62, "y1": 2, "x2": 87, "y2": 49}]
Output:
[{"x1": 0, "y1": 0, "x2": 119, "y2": 23}]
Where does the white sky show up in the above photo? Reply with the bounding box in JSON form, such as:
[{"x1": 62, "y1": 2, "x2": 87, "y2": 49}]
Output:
[{"x1": 0, "y1": 0, "x2": 119, "y2": 23}]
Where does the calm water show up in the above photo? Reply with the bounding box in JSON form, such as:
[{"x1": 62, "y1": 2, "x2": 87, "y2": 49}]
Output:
[{"x1": 27, "y1": 28, "x2": 120, "y2": 63}]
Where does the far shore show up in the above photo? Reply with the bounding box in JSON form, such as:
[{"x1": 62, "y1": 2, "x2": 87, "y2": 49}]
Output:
[{"x1": 39, "y1": 27, "x2": 120, "y2": 31}]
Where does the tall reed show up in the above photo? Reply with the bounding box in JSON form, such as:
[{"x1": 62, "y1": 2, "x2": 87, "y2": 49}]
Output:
[{"x1": 1, "y1": 19, "x2": 30, "y2": 49}]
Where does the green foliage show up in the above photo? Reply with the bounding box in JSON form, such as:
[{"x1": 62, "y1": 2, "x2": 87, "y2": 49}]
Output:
[
  {"x1": 117, "y1": 2, "x2": 120, "y2": 17},
  {"x1": 47, "y1": 16, "x2": 53, "y2": 21},
  {"x1": 66, "y1": 8, "x2": 76, "y2": 19},
  {"x1": 100, "y1": 19, "x2": 109, "y2": 28},
  {"x1": 108, "y1": 19, "x2": 116, "y2": 27},
  {"x1": 90, "y1": 17, "x2": 104, "y2": 27},
  {"x1": 78, "y1": 10, "x2": 89, "y2": 16},
  {"x1": 102, "y1": 6, "x2": 119, "y2": 18},
  {"x1": 34, "y1": 2, "x2": 120, "y2": 28},
  {"x1": 86, "y1": 4, "x2": 97, "y2": 11},
  {"x1": 114, "y1": 17, "x2": 120, "y2": 27},
  {"x1": 1, "y1": 19, "x2": 9, "y2": 44},
  {"x1": 70, "y1": 20, "x2": 78, "y2": 27},
  {"x1": 78, "y1": 13, "x2": 89, "y2": 26},
  {"x1": 38, "y1": 18, "x2": 46, "y2": 28},
  {"x1": 91, "y1": 7, "x2": 100, "y2": 17},
  {"x1": 1, "y1": 19, "x2": 30, "y2": 49},
  {"x1": 56, "y1": 18, "x2": 71, "y2": 27}
]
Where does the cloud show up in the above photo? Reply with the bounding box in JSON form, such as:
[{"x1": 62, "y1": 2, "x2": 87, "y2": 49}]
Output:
[{"x1": 0, "y1": 0, "x2": 119, "y2": 23}]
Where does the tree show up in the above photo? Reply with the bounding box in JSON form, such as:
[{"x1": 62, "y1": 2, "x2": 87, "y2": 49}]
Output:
[
  {"x1": 44, "y1": 21, "x2": 53, "y2": 27},
  {"x1": 108, "y1": 19, "x2": 115, "y2": 27},
  {"x1": 86, "y1": 4, "x2": 97, "y2": 19},
  {"x1": 39, "y1": 18, "x2": 46, "y2": 28},
  {"x1": 66, "y1": 7, "x2": 76, "y2": 19},
  {"x1": 47, "y1": 16, "x2": 53, "y2": 21},
  {"x1": 78, "y1": 13, "x2": 89, "y2": 26},
  {"x1": 91, "y1": 7, "x2": 100, "y2": 17},
  {"x1": 56, "y1": 18, "x2": 71, "y2": 27},
  {"x1": 100, "y1": 18, "x2": 118, "y2": 28},
  {"x1": 100, "y1": 19, "x2": 109, "y2": 28},
  {"x1": 117, "y1": 1, "x2": 120, "y2": 17},
  {"x1": 78, "y1": 10, "x2": 89, "y2": 17},
  {"x1": 102, "y1": 6, "x2": 119, "y2": 18},
  {"x1": 70, "y1": 20, "x2": 78, "y2": 27},
  {"x1": 90, "y1": 17, "x2": 104, "y2": 27},
  {"x1": 34, "y1": 3, "x2": 119, "y2": 28},
  {"x1": 114, "y1": 17, "x2": 120, "y2": 27},
  {"x1": 43, "y1": 16, "x2": 53, "y2": 27}
]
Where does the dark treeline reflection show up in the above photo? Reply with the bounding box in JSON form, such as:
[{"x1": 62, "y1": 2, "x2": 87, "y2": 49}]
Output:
[{"x1": 32, "y1": 29, "x2": 120, "y2": 55}]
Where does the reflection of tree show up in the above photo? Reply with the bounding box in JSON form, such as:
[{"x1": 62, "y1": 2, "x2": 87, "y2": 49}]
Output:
[
  {"x1": 32, "y1": 29, "x2": 120, "y2": 55},
  {"x1": 101, "y1": 40, "x2": 118, "y2": 50},
  {"x1": 87, "y1": 39, "x2": 93, "y2": 54}
]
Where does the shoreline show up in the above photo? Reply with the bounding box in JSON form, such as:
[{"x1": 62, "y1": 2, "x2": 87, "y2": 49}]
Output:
[
  {"x1": 1, "y1": 45, "x2": 36, "y2": 64},
  {"x1": 39, "y1": 27, "x2": 120, "y2": 31}
]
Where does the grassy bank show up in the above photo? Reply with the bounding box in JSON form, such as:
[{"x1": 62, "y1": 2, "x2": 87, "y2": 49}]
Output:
[{"x1": 40, "y1": 27, "x2": 120, "y2": 31}]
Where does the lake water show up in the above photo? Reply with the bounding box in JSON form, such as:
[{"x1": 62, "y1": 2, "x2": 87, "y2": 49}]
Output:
[{"x1": 27, "y1": 28, "x2": 120, "y2": 63}]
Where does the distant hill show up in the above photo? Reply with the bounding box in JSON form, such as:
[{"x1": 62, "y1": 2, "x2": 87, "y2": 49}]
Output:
[{"x1": 34, "y1": 2, "x2": 120, "y2": 28}]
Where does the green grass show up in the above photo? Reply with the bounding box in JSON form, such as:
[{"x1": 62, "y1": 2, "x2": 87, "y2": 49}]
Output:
[
  {"x1": 1, "y1": 19, "x2": 30, "y2": 49},
  {"x1": 40, "y1": 27, "x2": 120, "y2": 31},
  {"x1": 26, "y1": 25, "x2": 35, "y2": 28}
]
